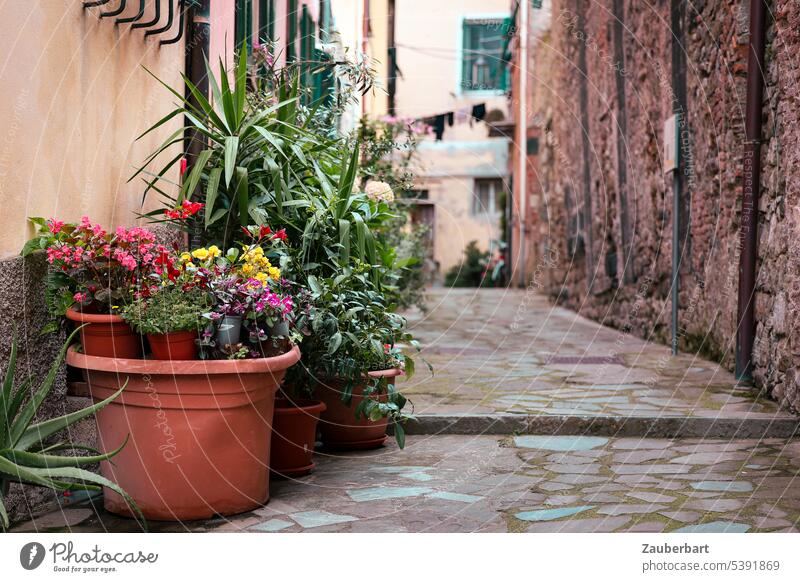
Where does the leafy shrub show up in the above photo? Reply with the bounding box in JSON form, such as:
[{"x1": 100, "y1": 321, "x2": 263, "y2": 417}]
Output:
[
  {"x1": 444, "y1": 241, "x2": 491, "y2": 287},
  {"x1": 123, "y1": 288, "x2": 208, "y2": 336}
]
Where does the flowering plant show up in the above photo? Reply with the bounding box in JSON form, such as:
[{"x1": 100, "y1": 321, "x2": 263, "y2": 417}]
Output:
[
  {"x1": 23, "y1": 216, "x2": 163, "y2": 322},
  {"x1": 176, "y1": 226, "x2": 298, "y2": 358}
]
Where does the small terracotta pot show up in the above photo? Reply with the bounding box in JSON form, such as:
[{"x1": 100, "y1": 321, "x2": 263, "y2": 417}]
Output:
[
  {"x1": 147, "y1": 331, "x2": 198, "y2": 360},
  {"x1": 270, "y1": 397, "x2": 326, "y2": 477},
  {"x1": 66, "y1": 308, "x2": 141, "y2": 359},
  {"x1": 66, "y1": 345, "x2": 300, "y2": 521},
  {"x1": 317, "y1": 369, "x2": 403, "y2": 450}
]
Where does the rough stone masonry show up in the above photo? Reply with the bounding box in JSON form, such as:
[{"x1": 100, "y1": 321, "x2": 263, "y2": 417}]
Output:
[{"x1": 525, "y1": 0, "x2": 800, "y2": 412}]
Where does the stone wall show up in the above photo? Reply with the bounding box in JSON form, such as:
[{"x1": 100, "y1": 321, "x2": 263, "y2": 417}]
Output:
[{"x1": 526, "y1": 0, "x2": 800, "y2": 411}]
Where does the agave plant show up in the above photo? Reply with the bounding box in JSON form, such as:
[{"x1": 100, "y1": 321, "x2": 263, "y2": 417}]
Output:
[{"x1": 0, "y1": 329, "x2": 143, "y2": 530}]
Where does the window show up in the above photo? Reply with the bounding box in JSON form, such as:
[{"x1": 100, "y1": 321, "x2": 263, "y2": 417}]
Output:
[
  {"x1": 401, "y1": 189, "x2": 430, "y2": 201},
  {"x1": 461, "y1": 19, "x2": 508, "y2": 92},
  {"x1": 235, "y1": 0, "x2": 254, "y2": 54},
  {"x1": 472, "y1": 178, "x2": 504, "y2": 215}
]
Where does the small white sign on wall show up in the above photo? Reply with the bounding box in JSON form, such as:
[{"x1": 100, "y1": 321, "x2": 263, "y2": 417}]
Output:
[{"x1": 663, "y1": 114, "x2": 680, "y2": 173}]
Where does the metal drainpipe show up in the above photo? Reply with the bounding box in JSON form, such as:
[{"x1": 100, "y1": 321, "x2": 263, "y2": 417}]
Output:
[
  {"x1": 186, "y1": 0, "x2": 211, "y2": 249},
  {"x1": 735, "y1": 0, "x2": 768, "y2": 381},
  {"x1": 517, "y1": 0, "x2": 528, "y2": 287}
]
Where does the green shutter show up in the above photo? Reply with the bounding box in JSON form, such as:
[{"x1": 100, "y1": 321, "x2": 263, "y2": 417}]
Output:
[
  {"x1": 258, "y1": 0, "x2": 275, "y2": 42},
  {"x1": 287, "y1": 0, "x2": 298, "y2": 61},
  {"x1": 235, "y1": 0, "x2": 253, "y2": 54}
]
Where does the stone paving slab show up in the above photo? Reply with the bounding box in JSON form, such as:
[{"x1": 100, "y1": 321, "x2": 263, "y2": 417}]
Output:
[
  {"x1": 402, "y1": 289, "x2": 797, "y2": 428},
  {"x1": 13, "y1": 435, "x2": 800, "y2": 533}
]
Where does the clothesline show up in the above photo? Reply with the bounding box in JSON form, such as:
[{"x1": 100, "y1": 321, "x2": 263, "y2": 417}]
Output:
[{"x1": 418, "y1": 103, "x2": 487, "y2": 141}]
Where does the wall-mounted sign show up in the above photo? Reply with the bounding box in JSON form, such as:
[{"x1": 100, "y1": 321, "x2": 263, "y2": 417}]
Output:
[{"x1": 663, "y1": 113, "x2": 680, "y2": 173}]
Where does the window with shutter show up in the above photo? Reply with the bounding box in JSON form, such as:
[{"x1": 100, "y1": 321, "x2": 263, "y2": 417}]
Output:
[{"x1": 461, "y1": 19, "x2": 508, "y2": 92}]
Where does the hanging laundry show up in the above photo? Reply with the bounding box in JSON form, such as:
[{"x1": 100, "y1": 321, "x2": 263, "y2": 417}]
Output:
[
  {"x1": 455, "y1": 107, "x2": 470, "y2": 124},
  {"x1": 432, "y1": 114, "x2": 446, "y2": 140},
  {"x1": 447, "y1": 111, "x2": 455, "y2": 127},
  {"x1": 471, "y1": 103, "x2": 487, "y2": 122}
]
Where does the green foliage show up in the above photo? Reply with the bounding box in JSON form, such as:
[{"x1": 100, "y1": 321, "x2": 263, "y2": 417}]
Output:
[
  {"x1": 122, "y1": 287, "x2": 208, "y2": 336},
  {"x1": 381, "y1": 208, "x2": 430, "y2": 312},
  {"x1": 445, "y1": 240, "x2": 491, "y2": 287},
  {"x1": 287, "y1": 269, "x2": 423, "y2": 447},
  {"x1": 137, "y1": 52, "x2": 429, "y2": 445},
  {"x1": 0, "y1": 330, "x2": 143, "y2": 530}
]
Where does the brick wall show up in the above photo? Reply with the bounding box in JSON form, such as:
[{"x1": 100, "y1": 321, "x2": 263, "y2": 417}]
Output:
[{"x1": 525, "y1": 0, "x2": 800, "y2": 411}]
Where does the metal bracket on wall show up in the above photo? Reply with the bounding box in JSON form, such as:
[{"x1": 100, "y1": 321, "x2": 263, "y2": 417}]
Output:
[
  {"x1": 160, "y1": 0, "x2": 187, "y2": 46},
  {"x1": 145, "y1": 0, "x2": 174, "y2": 38},
  {"x1": 100, "y1": 0, "x2": 127, "y2": 18},
  {"x1": 131, "y1": 0, "x2": 161, "y2": 30},
  {"x1": 83, "y1": 0, "x2": 112, "y2": 7},
  {"x1": 116, "y1": 0, "x2": 145, "y2": 24}
]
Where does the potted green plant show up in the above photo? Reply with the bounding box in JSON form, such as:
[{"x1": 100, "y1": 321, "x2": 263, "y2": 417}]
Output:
[
  {"x1": 0, "y1": 331, "x2": 143, "y2": 530},
  {"x1": 122, "y1": 287, "x2": 208, "y2": 361},
  {"x1": 288, "y1": 270, "x2": 418, "y2": 450}
]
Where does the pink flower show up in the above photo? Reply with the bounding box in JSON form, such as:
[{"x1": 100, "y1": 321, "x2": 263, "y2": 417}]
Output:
[
  {"x1": 73, "y1": 292, "x2": 87, "y2": 303},
  {"x1": 180, "y1": 157, "x2": 188, "y2": 176},
  {"x1": 47, "y1": 219, "x2": 64, "y2": 234}
]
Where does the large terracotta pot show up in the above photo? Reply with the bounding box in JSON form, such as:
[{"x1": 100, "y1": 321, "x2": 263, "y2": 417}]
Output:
[
  {"x1": 66, "y1": 345, "x2": 300, "y2": 521},
  {"x1": 317, "y1": 369, "x2": 403, "y2": 450},
  {"x1": 270, "y1": 398, "x2": 326, "y2": 477},
  {"x1": 66, "y1": 308, "x2": 141, "y2": 359},
  {"x1": 147, "y1": 331, "x2": 198, "y2": 361}
]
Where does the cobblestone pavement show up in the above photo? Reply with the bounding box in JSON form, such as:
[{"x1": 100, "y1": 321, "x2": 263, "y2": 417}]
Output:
[
  {"x1": 12, "y1": 290, "x2": 800, "y2": 533},
  {"x1": 403, "y1": 288, "x2": 792, "y2": 420},
  {"x1": 13, "y1": 435, "x2": 800, "y2": 533}
]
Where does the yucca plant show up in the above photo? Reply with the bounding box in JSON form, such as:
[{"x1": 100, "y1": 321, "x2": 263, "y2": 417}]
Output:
[{"x1": 0, "y1": 329, "x2": 143, "y2": 530}]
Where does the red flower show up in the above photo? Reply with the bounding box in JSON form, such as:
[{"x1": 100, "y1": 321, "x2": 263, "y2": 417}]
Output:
[
  {"x1": 164, "y1": 200, "x2": 204, "y2": 220},
  {"x1": 180, "y1": 158, "x2": 188, "y2": 176},
  {"x1": 274, "y1": 229, "x2": 287, "y2": 242},
  {"x1": 259, "y1": 225, "x2": 272, "y2": 238}
]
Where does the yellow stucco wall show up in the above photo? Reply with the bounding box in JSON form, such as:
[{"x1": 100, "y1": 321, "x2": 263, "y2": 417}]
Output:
[{"x1": 0, "y1": 2, "x2": 187, "y2": 258}]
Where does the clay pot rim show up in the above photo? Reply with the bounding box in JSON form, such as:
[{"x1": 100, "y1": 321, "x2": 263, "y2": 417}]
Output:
[
  {"x1": 318, "y1": 368, "x2": 404, "y2": 384},
  {"x1": 65, "y1": 307, "x2": 124, "y2": 324},
  {"x1": 66, "y1": 344, "x2": 300, "y2": 375},
  {"x1": 274, "y1": 398, "x2": 326, "y2": 414},
  {"x1": 367, "y1": 368, "x2": 404, "y2": 379}
]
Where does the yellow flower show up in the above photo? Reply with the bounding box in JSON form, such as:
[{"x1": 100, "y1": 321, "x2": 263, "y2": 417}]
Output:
[
  {"x1": 191, "y1": 248, "x2": 209, "y2": 260},
  {"x1": 258, "y1": 257, "x2": 272, "y2": 269},
  {"x1": 180, "y1": 252, "x2": 193, "y2": 263},
  {"x1": 207, "y1": 245, "x2": 221, "y2": 259},
  {"x1": 241, "y1": 263, "x2": 255, "y2": 276},
  {"x1": 255, "y1": 272, "x2": 269, "y2": 285},
  {"x1": 268, "y1": 266, "x2": 281, "y2": 281}
]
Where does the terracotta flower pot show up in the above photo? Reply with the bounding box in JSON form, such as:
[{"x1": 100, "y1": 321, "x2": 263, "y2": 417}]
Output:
[
  {"x1": 66, "y1": 308, "x2": 141, "y2": 359},
  {"x1": 147, "y1": 331, "x2": 198, "y2": 360},
  {"x1": 66, "y1": 344, "x2": 300, "y2": 521},
  {"x1": 317, "y1": 369, "x2": 403, "y2": 450},
  {"x1": 270, "y1": 398, "x2": 326, "y2": 477}
]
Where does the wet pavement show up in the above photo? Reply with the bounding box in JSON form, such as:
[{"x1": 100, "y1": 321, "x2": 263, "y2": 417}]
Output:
[
  {"x1": 403, "y1": 288, "x2": 792, "y2": 421},
  {"x1": 11, "y1": 289, "x2": 800, "y2": 533},
  {"x1": 13, "y1": 435, "x2": 800, "y2": 533}
]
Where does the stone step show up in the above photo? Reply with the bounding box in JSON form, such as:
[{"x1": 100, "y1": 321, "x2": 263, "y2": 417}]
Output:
[{"x1": 398, "y1": 413, "x2": 800, "y2": 439}]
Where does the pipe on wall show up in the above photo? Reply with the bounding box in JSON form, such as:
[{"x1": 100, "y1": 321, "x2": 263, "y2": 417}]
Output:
[{"x1": 735, "y1": 0, "x2": 769, "y2": 381}]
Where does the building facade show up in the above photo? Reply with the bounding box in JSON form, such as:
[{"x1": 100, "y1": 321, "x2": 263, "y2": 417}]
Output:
[
  {"x1": 0, "y1": 0, "x2": 332, "y2": 524},
  {"x1": 389, "y1": 0, "x2": 512, "y2": 278}
]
